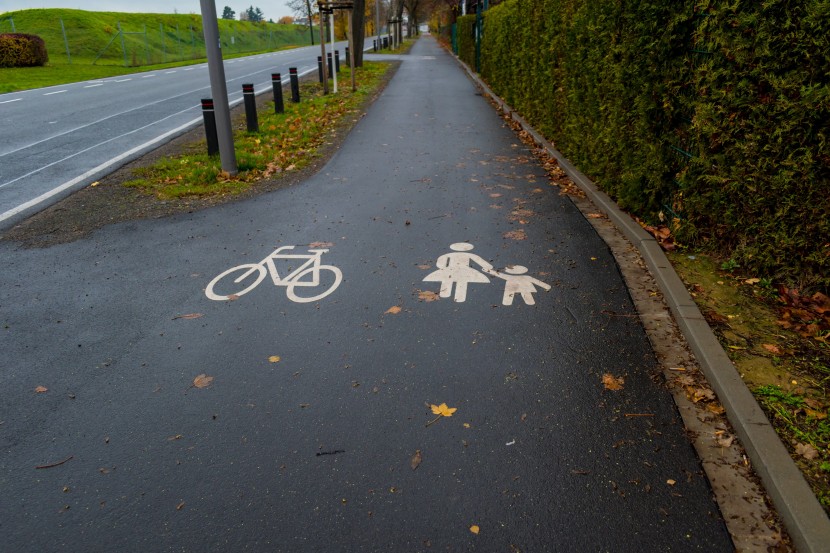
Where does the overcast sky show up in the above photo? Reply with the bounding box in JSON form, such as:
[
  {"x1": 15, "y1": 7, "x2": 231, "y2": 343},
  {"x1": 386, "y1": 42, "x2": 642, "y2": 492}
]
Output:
[{"x1": 0, "y1": 1, "x2": 295, "y2": 20}]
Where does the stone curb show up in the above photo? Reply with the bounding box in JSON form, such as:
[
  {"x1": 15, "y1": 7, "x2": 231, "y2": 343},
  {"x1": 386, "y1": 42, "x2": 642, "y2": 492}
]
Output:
[{"x1": 453, "y1": 54, "x2": 830, "y2": 553}]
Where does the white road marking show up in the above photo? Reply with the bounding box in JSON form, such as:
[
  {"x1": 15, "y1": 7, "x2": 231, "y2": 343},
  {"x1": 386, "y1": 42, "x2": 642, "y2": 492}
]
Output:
[
  {"x1": 43, "y1": 90, "x2": 67, "y2": 96},
  {"x1": 0, "y1": 113, "x2": 203, "y2": 226},
  {"x1": 115, "y1": 78, "x2": 132, "y2": 82},
  {"x1": 0, "y1": 98, "x2": 22, "y2": 104},
  {"x1": 84, "y1": 83, "x2": 104, "y2": 88},
  {"x1": 183, "y1": 67, "x2": 194, "y2": 71},
  {"x1": 142, "y1": 74, "x2": 157, "y2": 78},
  {"x1": 165, "y1": 70, "x2": 177, "y2": 74}
]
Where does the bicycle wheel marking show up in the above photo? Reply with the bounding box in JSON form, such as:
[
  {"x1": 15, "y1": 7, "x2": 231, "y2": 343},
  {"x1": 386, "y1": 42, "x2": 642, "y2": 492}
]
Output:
[{"x1": 205, "y1": 245, "x2": 342, "y2": 303}]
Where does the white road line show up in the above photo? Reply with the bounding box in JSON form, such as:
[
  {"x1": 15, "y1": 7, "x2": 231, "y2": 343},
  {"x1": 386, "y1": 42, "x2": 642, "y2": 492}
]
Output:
[
  {"x1": 142, "y1": 74, "x2": 157, "y2": 78},
  {"x1": 183, "y1": 67, "x2": 194, "y2": 71},
  {"x1": 165, "y1": 70, "x2": 177, "y2": 74},
  {"x1": 0, "y1": 114, "x2": 203, "y2": 226},
  {"x1": 84, "y1": 84, "x2": 104, "y2": 88},
  {"x1": 115, "y1": 78, "x2": 132, "y2": 82},
  {"x1": 43, "y1": 90, "x2": 67, "y2": 96},
  {"x1": 0, "y1": 98, "x2": 22, "y2": 104}
]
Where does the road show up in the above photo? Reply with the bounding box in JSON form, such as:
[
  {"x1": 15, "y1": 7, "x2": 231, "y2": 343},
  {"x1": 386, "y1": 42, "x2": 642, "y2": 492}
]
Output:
[
  {"x1": 0, "y1": 41, "x2": 349, "y2": 230},
  {"x1": 0, "y1": 37, "x2": 733, "y2": 551}
]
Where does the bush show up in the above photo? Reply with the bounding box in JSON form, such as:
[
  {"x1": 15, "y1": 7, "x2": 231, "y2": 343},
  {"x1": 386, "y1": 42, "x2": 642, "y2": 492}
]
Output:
[
  {"x1": 462, "y1": 0, "x2": 829, "y2": 291},
  {"x1": 0, "y1": 33, "x2": 49, "y2": 67}
]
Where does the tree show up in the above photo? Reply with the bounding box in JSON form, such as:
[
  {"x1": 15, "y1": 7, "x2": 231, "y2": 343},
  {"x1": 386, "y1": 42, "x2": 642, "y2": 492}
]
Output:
[
  {"x1": 351, "y1": 0, "x2": 366, "y2": 66},
  {"x1": 278, "y1": 16, "x2": 294, "y2": 25},
  {"x1": 286, "y1": 0, "x2": 317, "y2": 45},
  {"x1": 221, "y1": 6, "x2": 235, "y2": 19},
  {"x1": 402, "y1": 0, "x2": 423, "y2": 37},
  {"x1": 243, "y1": 6, "x2": 264, "y2": 23}
]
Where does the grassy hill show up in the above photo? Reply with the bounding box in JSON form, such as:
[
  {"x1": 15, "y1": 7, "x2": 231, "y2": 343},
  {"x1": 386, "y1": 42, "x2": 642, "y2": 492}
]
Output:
[{"x1": 0, "y1": 8, "x2": 314, "y2": 67}]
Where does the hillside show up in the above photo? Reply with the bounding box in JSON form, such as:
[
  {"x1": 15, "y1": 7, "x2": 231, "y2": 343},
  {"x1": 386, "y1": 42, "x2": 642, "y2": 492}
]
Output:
[{"x1": 0, "y1": 8, "x2": 314, "y2": 66}]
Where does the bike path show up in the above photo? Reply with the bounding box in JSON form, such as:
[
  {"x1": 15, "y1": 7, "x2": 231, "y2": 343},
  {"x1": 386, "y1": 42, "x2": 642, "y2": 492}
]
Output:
[{"x1": 0, "y1": 36, "x2": 733, "y2": 551}]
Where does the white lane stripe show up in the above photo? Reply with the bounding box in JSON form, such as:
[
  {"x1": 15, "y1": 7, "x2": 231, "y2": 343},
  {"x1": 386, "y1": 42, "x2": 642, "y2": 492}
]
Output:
[
  {"x1": 142, "y1": 74, "x2": 157, "y2": 78},
  {"x1": 115, "y1": 78, "x2": 132, "y2": 82},
  {"x1": 84, "y1": 84, "x2": 104, "y2": 88},
  {"x1": 0, "y1": 115, "x2": 204, "y2": 226},
  {"x1": 0, "y1": 98, "x2": 22, "y2": 104},
  {"x1": 165, "y1": 70, "x2": 177, "y2": 74},
  {"x1": 43, "y1": 90, "x2": 67, "y2": 96}
]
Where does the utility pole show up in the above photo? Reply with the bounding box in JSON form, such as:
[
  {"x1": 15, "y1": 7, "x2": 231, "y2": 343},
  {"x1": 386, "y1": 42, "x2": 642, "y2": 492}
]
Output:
[{"x1": 200, "y1": 0, "x2": 237, "y2": 175}]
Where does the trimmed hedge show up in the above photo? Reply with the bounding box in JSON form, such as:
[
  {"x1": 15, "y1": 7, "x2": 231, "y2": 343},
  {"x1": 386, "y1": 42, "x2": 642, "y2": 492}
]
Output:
[
  {"x1": 0, "y1": 33, "x2": 49, "y2": 67},
  {"x1": 460, "y1": 0, "x2": 829, "y2": 290}
]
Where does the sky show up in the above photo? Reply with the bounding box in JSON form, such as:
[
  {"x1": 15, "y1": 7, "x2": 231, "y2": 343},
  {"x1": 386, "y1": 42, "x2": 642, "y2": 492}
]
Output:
[{"x1": 0, "y1": 1, "x2": 295, "y2": 20}]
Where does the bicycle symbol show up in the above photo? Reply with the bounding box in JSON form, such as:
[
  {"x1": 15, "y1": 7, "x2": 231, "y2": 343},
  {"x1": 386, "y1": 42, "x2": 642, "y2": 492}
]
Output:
[{"x1": 205, "y1": 246, "x2": 343, "y2": 303}]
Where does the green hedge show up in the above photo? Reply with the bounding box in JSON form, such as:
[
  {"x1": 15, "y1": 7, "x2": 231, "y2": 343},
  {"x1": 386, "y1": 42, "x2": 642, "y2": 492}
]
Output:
[
  {"x1": 460, "y1": 0, "x2": 829, "y2": 290},
  {"x1": 0, "y1": 33, "x2": 49, "y2": 67}
]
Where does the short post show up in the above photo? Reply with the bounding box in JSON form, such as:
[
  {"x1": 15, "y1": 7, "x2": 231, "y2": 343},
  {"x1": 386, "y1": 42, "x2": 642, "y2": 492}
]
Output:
[
  {"x1": 317, "y1": 56, "x2": 324, "y2": 83},
  {"x1": 345, "y1": 46, "x2": 350, "y2": 67},
  {"x1": 201, "y1": 99, "x2": 219, "y2": 156},
  {"x1": 327, "y1": 52, "x2": 333, "y2": 80},
  {"x1": 373, "y1": 39, "x2": 377, "y2": 52},
  {"x1": 242, "y1": 84, "x2": 258, "y2": 132},
  {"x1": 289, "y1": 67, "x2": 300, "y2": 103},
  {"x1": 271, "y1": 73, "x2": 284, "y2": 114},
  {"x1": 334, "y1": 50, "x2": 340, "y2": 73}
]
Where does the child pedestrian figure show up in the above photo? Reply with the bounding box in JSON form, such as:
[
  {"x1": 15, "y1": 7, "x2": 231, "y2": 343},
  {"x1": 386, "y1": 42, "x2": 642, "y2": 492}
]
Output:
[
  {"x1": 423, "y1": 242, "x2": 495, "y2": 302},
  {"x1": 494, "y1": 265, "x2": 551, "y2": 306}
]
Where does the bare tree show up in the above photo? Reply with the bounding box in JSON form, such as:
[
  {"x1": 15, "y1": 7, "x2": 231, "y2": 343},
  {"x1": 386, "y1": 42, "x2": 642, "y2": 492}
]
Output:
[
  {"x1": 402, "y1": 0, "x2": 422, "y2": 37},
  {"x1": 287, "y1": 0, "x2": 317, "y2": 45}
]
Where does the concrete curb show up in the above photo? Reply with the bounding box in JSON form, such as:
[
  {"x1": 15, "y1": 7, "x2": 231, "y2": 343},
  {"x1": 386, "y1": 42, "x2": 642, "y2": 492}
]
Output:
[{"x1": 453, "y1": 55, "x2": 830, "y2": 553}]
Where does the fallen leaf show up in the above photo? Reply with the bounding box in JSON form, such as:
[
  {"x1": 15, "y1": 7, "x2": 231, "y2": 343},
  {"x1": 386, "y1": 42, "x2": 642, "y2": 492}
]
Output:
[
  {"x1": 193, "y1": 374, "x2": 214, "y2": 389},
  {"x1": 418, "y1": 290, "x2": 440, "y2": 302},
  {"x1": 706, "y1": 403, "x2": 726, "y2": 415},
  {"x1": 417, "y1": 264, "x2": 431, "y2": 270},
  {"x1": 602, "y1": 374, "x2": 624, "y2": 391},
  {"x1": 761, "y1": 344, "x2": 782, "y2": 355},
  {"x1": 489, "y1": 193, "x2": 502, "y2": 198},
  {"x1": 503, "y1": 229, "x2": 527, "y2": 241},
  {"x1": 715, "y1": 434, "x2": 734, "y2": 448},
  {"x1": 227, "y1": 294, "x2": 240, "y2": 301},
  {"x1": 308, "y1": 241, "x2": 334, "y2": 248},
  {"x1": 176, "y1": 501, "x2": 185, "y2": 511},
  {"x1": 268, "y1": 356, "x2": 281, "y2": 363},
  {"x1": 463, "y1": 423, "x2": 471, "y2": 428},
  {"x1": 430, "y1": 403, "x2": 457, "y2": 417},
  {"x1": 385, "y1": 306, "x2": 402, "y2": 315},
  {"x1": 795, "y1": 443, "x2": 819, "y2": 460},
  {"x1": 411, "y1": 450, "x2": 422, "y2": 470},
  {"x1": 35, "y1": 386, "x2": 48, "y2": 393},
  {"x1": 173, "y1": 313, "x2": 204, "y2": 320},
  {"x1": 470, "y1": 525, "x2": 480, "y2": 535},
  {"x1": 744, "y1": 278, "x2": 761, "y2": 285},
  {"x1": 167, "y1": 434, "x2": 184, "y2": 441},
  {"x1": 587, "y1": 213, "x2": 603, "y2": 219},
  {"x1": 666, "y1": 479, "x2": 676, "y2": 486},
  {"x1": 804, "y1": 408, "x2": 827, "y2": 420}
]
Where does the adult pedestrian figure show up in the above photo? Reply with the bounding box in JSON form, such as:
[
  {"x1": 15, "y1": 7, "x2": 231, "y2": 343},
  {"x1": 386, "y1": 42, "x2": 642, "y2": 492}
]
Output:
[{"x1": 423, "y1": 242, "x2": 495, "y2": 302}]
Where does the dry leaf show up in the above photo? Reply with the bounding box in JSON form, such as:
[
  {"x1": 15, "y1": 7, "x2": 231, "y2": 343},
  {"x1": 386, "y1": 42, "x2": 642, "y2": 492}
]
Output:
[
  {"x1": 587, "y1": 213, "x2": 603, "y2": 219},
  {"x1": 417, "y1": 264, "x2": 431, "y2": 270},
  {"x1": 176, "y1": 501, "x2": 185, "y2": 511},
  {"x1": 666, "y1": 479, "x2": 676, "y2": 486},
  {"x1": 227, "y1": 294, "x2": 240, "y2": 301},
  {"x1": 35, "y1": 385, "x2": 48, "y2": 393},
  {"x1": 173, "y1": 313, "x2": 204, "y2": 320},
  {"x1": 503, "y1": 229, "x2": 527, "y2": 241},
  {"x1": 418, "y1": 290, "x2": 440, "y2": 302},
  {"x1": 804, "y1": 408, "x2": 827, "y2": 420},
  {"x1": 706, "y1": 403, "x2": 726, "y2": 415},
  {"x1": 167, "y1": 434, "x2": 183, "y2": 441},
  {"x1": 489, "y1": 193, "x2": 502, "y2": 198},
  {"x1": 430, "y1": 403, "x2": 457, "y2": 417},
  {"x1": 469, "y1": 525, "x2": 480, "y2": 535},
  {"x1": 744, "y1": 278, "x2": 761, "y2": 285},
  {"x1": 795, "y1": 442, "x2": 819, "y2": 460},
  {"x1": 715, "y1": 434, "x2": 735, "y2": 448},
  {"x1": 385, "y1": 306, "x2": 402, "y2": 315},
  {"x1": 308, "y1": 241, "x2": 334, "y2": 248},
  {"x1": 411, "y1": 450, "x2": 422, "y2": 470},
  {"x1": 761, "y1": 344, "x2": 782, "y2": 354},
  {"x1": 602, "y1": 374, "x2": 624, "y2": 391},
  {"x1": 193, "y1": 374, "x2": 214, "y2": 389},
  {"x1": 268, "y1": 356, "x2": 281, "y2": 363}
]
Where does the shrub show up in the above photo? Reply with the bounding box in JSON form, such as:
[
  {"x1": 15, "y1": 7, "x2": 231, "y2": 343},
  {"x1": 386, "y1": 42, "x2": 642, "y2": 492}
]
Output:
[{"x1": 0, "y1": 33, "x2": 49, "y2": 67}]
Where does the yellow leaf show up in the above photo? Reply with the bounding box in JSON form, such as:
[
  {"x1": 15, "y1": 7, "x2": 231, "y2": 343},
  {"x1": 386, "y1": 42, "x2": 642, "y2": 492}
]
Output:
[
  {"x1": 430, "y1": 403, "x2": 457, "y2": 417},
  {"x1": 35, "y1": 385, "x2": 48, "y2": 393},
  {"x1": 269, "y1": 356, "x2": 281, "y2": 363},
  {"x1": 193, "y1": 374, "x2": 214, "y2": 389},
  {"x1": 385, "y1": 306, "x2": 402, "y2": 315},
  {"x1": 418, "y1": 290, "x2": 440, "y2": 302},
  {"x1": 602, "y1": 374, "x2": 624, "y2": 391},
  {"x1": 666, "y1": 479, "x2": 676, "y2": 486},
  {"x1": 470, "y1": 525, "x2": 480, "y2": 535}
]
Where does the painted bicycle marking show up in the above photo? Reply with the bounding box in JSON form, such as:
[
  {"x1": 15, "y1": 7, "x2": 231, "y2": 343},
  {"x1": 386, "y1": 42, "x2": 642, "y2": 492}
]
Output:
[{"x1": 206, "y1": 246, "x2": 342, "y2": 303}]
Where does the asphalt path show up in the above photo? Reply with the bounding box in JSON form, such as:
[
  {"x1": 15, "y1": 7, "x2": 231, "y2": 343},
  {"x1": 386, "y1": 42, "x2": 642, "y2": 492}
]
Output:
[
  {"x1": 0, "y1": 41, "x2": 350, "y2": 230},
  {"x1": 0, "y1": 36, "x2": 733, "y2": 551}
]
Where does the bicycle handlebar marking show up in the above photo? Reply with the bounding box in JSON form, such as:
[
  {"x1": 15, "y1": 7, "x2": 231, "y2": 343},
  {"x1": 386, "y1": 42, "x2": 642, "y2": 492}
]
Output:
[{"x1": 205, "y1": 245, "x2": 343, "y2": 303}]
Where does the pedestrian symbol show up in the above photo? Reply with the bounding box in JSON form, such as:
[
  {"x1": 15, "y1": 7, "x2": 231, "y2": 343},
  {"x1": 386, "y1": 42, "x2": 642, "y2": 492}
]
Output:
[{"x1": 423, "y1": 242, "x2": 550, "y2": 305}]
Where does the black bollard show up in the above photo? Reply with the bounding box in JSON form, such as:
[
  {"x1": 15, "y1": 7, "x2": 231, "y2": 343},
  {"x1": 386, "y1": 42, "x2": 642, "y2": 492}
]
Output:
[
  {"x1": 345, "y1": 46, "x2": 350, "y2": 67},
  {"x1": 201, "y1": 98, "x2": 219, "y2": 157},
  {"x1": 383, "y1": 36, "x2": 389, "y2": 49},
  {"x1": 289, "y1": 67, "x2": 300, "y2": 102},
  {"x1": 271, "y1": 73, "x2": 284, "y2": 114},
  {"x1": 334, "y1": 50, "x2": 340, "y2": 73},
  {"x1": 327, "y1": 52, "x2": 333, "y2": 79},
  {"x1": 242, "y1": 83, "x2": 258, "y2": 132},
  {"x1": 373, "y1": 39, "x2": 377, "y2": 52},
  {"x1": 317, "y1": 56, "x2": 324, "y2": 83}
]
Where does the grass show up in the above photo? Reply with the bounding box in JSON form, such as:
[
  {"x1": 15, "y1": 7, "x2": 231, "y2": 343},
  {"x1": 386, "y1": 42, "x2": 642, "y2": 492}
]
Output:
[
  {"x1": 669, "y1": 251, "x2": 830, "y2": 512},
  {"x1": 124, "y1": 62, "x2": 389, "y2": 199},
  {"x1": 0, "y1": 8, "x2": 315, "y2": 92}
]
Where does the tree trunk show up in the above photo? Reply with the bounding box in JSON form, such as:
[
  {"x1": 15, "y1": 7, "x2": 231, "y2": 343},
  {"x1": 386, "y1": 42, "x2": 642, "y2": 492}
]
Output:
[
  {"x1": 351, "y1": 0, "x2": 366, "y2": 66},
  {"x1": 305, "y1": 0, "x2": 315, "y2": 45}
]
